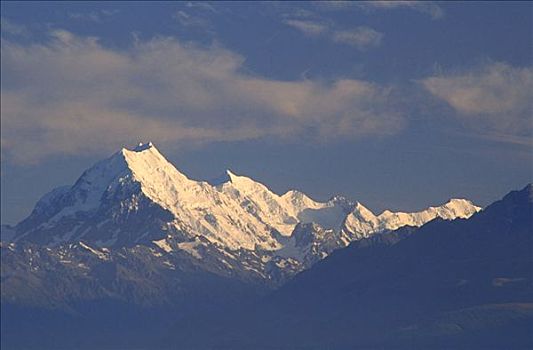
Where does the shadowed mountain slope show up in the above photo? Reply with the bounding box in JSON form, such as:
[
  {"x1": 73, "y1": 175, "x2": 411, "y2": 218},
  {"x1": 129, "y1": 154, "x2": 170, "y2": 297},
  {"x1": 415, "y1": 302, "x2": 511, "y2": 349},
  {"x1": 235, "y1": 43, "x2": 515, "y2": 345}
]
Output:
[{"x1": 170, "y1": 184, "x2": 532, "y2": 349}]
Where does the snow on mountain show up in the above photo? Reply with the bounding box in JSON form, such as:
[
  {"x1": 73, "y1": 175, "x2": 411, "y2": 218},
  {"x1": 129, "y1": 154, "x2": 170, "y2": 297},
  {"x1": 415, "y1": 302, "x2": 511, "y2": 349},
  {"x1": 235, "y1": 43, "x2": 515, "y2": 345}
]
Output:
[
  {"x1": 7, "y1": 142, "x2": 482, "y2": 281},
  {"x1": 342, "y1": 199, "x2": 482, "y2": 240},
  {"x1": 13, "y1": 145, "x2": 173, "y2": 246},
  {"x1": 217, "y1": 170, "x2": 351, "y2": 237},
  {"x1": 122, "y1": 144, "x2": 278, "y2": 251},
  {"x1": 281, "y1": 191, "x2": 352, "y2": 231}
]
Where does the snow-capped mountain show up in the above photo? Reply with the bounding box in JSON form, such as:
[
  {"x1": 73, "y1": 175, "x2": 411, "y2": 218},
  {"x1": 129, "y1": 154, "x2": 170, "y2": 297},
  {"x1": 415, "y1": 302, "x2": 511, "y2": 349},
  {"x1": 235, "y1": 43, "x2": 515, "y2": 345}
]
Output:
[
  {"x1": 206, "y1": 184, "x2": 533, "y2": 350},
  {"x1": 5, "y1": 142, "x2": 481, "y2": 282},
  {"x1": 341, "y1": 198, "x2": 481, "y2": 241}
]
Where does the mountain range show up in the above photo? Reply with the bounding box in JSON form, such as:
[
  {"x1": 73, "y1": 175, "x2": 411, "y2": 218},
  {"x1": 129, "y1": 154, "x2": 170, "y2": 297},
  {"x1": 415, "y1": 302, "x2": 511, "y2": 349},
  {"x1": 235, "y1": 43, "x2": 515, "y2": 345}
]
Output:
[
  {"x1": 191, "y1": 184, "x2": 532, "y2": 349},
  {"x1": 1, "y1": 142, "x2": 530, "y2": 349},
  {"x1": 1, "y1": 142, "x2": 480, "y2": 285}
]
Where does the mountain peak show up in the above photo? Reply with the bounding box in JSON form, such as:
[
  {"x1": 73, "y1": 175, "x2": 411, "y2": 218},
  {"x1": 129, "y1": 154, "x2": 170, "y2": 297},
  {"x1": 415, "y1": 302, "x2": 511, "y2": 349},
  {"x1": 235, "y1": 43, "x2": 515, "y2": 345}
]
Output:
[
  {"x1": 225, "y1": 169, "x2": 238, "y2": 181},
  {"x1": 222, "y1": 170, "x2": 267, "y2": 192},
  {"x1": 8, "y1": 141, "x2": 486, "y2": 264},
  {"x1": 122, "y1": 142, "x2": 165, "y2": 161},
  {"x1": 120, "y1": 142, "x2": 189, "y2": 182},
  {"x1": 351, "y1": 201, "x2": 377, "y2": 220},
  {"x1": 445, "y1": 198, "x2": 476, "y2": 206},
  {"x1": 133, "y1": 141, "x2": 154, "y2": 152},
  {"x1": 438, "y1": 198, "x2": 482, "y2": 218},
  {"x1": 523, "y1": 183, "x2": 533, "y2": 202},
  {"x1": 498, "y1": 183, "x2": 533, "y2": 207},
  {"x1": 207, "y1": 169, "x2": 247, "y2": 186},
  {"x1": 207, "y1": 170, "x2": 232, "y2": 186},
  {"x1": 208, "y1": 170, "x2": 270, "y2": 190}
]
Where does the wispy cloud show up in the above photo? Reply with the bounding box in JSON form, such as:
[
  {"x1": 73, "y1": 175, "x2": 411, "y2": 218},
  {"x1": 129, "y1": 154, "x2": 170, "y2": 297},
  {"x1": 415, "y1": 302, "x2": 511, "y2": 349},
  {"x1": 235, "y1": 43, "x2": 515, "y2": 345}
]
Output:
[
  {"x1": 283, "y1": 16, "x2": 383, "y2": 50},
  {"x1": 1, "y1": 30, "x2": 405, "y2": 163},
  {"x1": 283, "y1": 19, "x2": 328, "y2": 36},
  {"x1": 67, "y1": 9, "x2": 119, "y2": 23},
  {"x1": 332, "y1": 27, "x2": 383, "y2": 49},
  {"x1": 173, "y1": 2, "x2": 219, "y2": 31},
  {"x1": 421, "y1": 62, "x2": 533, "y2": 144},
  {"x1": 351, "y1": 1, "x2": 444, "y2": 19},
  {"x1": 185, "y1": 2, "x2": 217, "y2": 13},
  {"x1": 173, "y1": 10, "x2": 211, "y2": 29}
]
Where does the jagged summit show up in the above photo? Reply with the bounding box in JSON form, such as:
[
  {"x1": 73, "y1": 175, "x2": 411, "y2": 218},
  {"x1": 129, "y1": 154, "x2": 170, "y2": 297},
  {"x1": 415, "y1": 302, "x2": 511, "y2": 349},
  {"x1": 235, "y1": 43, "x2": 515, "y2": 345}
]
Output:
[
  {"x1": 526, "y1": 183, "x2": 533, "y2": 202},
  {"x1": 222, "y1": 169, "x2": 266, "y2": 190},
  {"x1": 342, "y1": 197, "x2": 482, "y2": 241},
  {"x1": 207, "y1": 170, "x2": 232, "y2": 186},
  {"x1": 516, "y1": 183, "x2": 533, "y2": 202},
  {"x1": 496, "y1": 183, "x2": 533, "y2": 207},
  {"x1": 206, "y1": 169, "x2": 250, "y2": 186},
  {"x1": 133, "y1": 141, "x2": 154, "y2": 152},
  {"x1": 7, "y1": 143, "x2": 482, "y2": 274}
]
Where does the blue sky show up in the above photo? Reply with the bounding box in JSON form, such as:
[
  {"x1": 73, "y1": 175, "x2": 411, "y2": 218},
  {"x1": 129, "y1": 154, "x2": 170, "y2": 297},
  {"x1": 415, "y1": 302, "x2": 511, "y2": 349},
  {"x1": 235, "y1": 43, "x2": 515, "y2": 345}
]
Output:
[{"x1": 1, "y1": 1, "x2": 532, "y2": 225}]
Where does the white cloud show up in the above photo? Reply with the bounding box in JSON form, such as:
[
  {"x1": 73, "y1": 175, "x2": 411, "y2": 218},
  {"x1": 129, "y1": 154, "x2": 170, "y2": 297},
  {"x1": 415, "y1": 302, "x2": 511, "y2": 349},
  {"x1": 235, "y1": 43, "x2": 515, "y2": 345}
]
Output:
[
  {"x1": 174, "y1": 2, "x2": 217, "y2": 31},
  {"x1": 1, "y1": 30, "x2": 405, "y2": 162},
  {"x1": 315, "y1": 1, "x2": 443, "y2": 19},
  {"x1": 332, "y1": 27, "x2": 383, "y2": 49},
  {"x1": 185, "y1": 2, "x2": 217, "y2": 13},
  {"x1": 68, "y1": 12, "x2": 101, "y2": 22},
  {"x1": 355, "y1": 1, "x2": 444, "y2": 19},
  {"x1": 283, "y1": 17, "x2": 383, "y2": 50},
  {"x1": 173, "y1": 10, "x2": 211, "y2": 29},
  {"x1": 421, "y1": 62, "x2": 533, "y2": 144},
  {"x1": 283, "y1": 19, "x2": 328, "y2": 36},
  {"x1": 67, "y1": 9, "x2": 119, "y2": 22}
]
